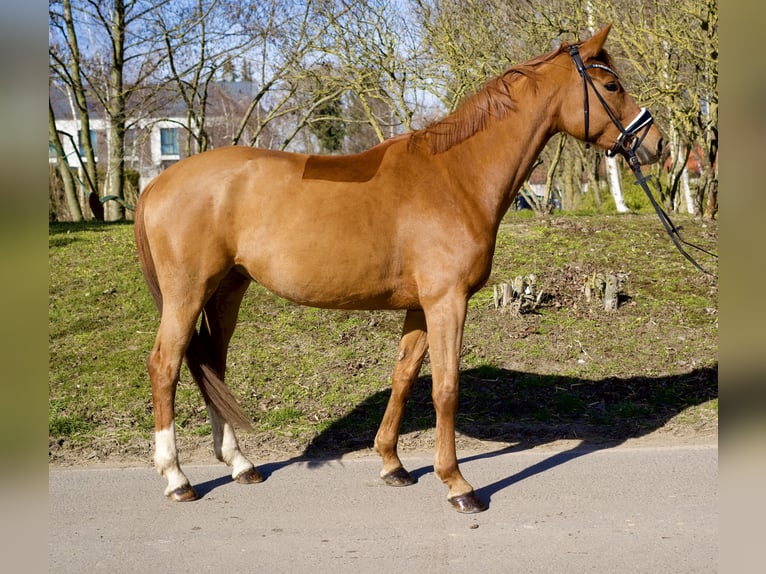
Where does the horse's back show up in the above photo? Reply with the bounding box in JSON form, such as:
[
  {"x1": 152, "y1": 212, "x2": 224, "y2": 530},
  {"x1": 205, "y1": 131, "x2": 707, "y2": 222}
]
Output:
[
  {"x1": 140, "y1": 140, "x2": 414, "y2": 215},
  {"x1": 143, "y1": 146, "x2": 303, "y2": 203}
]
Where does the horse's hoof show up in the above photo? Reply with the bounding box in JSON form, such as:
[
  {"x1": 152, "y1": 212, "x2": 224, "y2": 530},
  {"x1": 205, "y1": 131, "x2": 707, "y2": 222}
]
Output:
[
  {"x1": 168, "y1": 484, "x2": 198, "y2": 502},
  {"x1": 234, "y1": 467, "x2": 265, "y2": 484},
  {"x1": 381, "y1": 467, "x2": 416, "y2": 487},
  {"x1": 448, "y1": 491, "x2": 487, "y2": 513}
]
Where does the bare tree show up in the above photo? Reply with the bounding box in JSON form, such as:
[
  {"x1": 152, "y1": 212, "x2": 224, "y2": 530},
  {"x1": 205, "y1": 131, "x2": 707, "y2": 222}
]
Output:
[
  {"x1": 151, "y1": 0, "x2": 261, "y2": 155},
  {"x1": 200, "y1": 0, "x2": 345, "y2": 151},
  {"x1": 225, "y1": 0, "x2": 420, "y2": 153},
  {"x1": 413, "y1": 0, "x2": 528, "y2": 112},
  {"x1": 50, "y1": 0, "x2": 166, "y2": 221},
  {"x1": 48, "y1": 0, "x2": 715, "y2": 219},
  {"x1": 48, "y1": 98, "x2": 83, "y2": 221},
  {"x1": 314, "y1": 0, "x2": 423, "y2": 146},
  {"x1": 49, "y1": 0, "x2": 100, "y2": 219},
  {"x1": 588, "y1": 0, "x2": 717, "y2": 217}
]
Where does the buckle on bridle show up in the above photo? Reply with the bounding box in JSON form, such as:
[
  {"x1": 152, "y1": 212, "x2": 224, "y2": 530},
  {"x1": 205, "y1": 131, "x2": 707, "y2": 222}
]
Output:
[{"x1": 607, "y1": 107, "x2": 655, "y2": 158}]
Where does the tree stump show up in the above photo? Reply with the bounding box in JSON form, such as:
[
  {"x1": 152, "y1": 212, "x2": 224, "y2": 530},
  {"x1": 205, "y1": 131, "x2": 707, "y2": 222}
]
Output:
[
  {"x1": 584, "y1": 271, "x2": 623, "y2": 311},
  {"x1": 494, "y1": 274, "x2": 542, "y2": 314},
  {"x1": 603, "y1": 273, "x2": 620, "y2": 311},
  {"x1": 583, "y1": 272, "x2": 606, "y2": 303}
]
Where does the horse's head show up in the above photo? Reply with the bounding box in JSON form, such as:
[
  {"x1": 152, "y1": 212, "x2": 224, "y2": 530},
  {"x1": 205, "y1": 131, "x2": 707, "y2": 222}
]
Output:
[{"x1": 557, "y1": 24, "x2": 665, "y2": 165}]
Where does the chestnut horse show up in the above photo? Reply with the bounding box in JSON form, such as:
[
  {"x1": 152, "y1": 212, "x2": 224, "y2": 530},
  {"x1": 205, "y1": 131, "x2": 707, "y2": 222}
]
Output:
[{"x1": 135, "y1": 25, "x2": 664, "y2": 513}]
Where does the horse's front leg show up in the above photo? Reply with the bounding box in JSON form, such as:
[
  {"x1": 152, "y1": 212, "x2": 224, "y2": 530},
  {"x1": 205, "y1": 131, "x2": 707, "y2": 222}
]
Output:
[
  {"x1": 425, "y1": 295, "x2": 487, "y2": 513},
  {"x1": 374, "y1": 309, "x2": 429, "y2": 486}
]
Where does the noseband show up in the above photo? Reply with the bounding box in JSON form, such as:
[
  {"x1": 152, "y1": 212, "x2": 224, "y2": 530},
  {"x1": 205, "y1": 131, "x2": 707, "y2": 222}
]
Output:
[{"x1": 568, "y1": 44, "x2": 717, "y2": 276}]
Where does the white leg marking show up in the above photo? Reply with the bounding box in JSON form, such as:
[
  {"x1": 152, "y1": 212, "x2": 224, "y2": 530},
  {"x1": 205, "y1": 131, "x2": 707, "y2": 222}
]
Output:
[
  {"x1": 208, "y1": 406, "x2": 255, "y2": 478},
  {"x1": 154, "y1": 422, "x2": 190, "y2": 495}
]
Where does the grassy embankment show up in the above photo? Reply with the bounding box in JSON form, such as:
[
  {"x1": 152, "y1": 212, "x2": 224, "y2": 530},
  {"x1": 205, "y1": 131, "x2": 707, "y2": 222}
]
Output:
[{"x1": 49, "y1": 211, "x2": 717, "y2": 465}]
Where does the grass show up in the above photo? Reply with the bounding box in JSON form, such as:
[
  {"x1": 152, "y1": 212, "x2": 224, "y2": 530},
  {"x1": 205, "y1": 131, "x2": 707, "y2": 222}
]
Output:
[{"x1": 49, "y1": 213, "x2": 717, "y2": 464}]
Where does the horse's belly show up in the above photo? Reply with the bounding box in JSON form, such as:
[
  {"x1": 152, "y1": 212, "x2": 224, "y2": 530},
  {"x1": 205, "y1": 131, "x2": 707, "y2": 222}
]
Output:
[
  {"x1": 236, "y1": 236, "x2": 417, "y2": 310},
  {"x1": 252, "y1": 266, "x2": 417, "y2": 310}
]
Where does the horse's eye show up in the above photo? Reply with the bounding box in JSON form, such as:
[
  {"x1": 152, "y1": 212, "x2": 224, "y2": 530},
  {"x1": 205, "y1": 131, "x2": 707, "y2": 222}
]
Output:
[{"x1": 605, "y1": 82, "x2": 620, "y2": 92}]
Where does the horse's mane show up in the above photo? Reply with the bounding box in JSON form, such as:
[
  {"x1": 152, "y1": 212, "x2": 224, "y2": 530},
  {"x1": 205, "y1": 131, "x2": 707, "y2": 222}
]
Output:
[{"x1": 409, "y1": 43, "x2": 585, "y2": 154}]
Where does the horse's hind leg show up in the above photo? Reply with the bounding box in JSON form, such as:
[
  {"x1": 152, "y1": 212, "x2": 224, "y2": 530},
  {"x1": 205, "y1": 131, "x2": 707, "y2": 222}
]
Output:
[
  {"x1": 207, "y1": 406, "x2": 262, "y2": 483},
  {"x1": 149, "y1": 301, "x2": 205, "y2": 501},
  {"x1": 374, "y1": 309, "x2": 429, "y2": 486},
  {"x1": 201, "y1": 271, "x2": 263, "y2": 484}
]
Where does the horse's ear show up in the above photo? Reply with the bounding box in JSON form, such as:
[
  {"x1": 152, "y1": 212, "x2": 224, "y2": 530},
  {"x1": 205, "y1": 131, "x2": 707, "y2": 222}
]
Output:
[{"x1": 579, "y1": 24, "x2": 612, "y2": 59}]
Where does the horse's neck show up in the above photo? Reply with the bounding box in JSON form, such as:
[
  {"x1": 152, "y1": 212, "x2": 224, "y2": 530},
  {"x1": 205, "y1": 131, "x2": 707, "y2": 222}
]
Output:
[{"x1": 441, "y1": 86, "x2": 558, "y2": 227}]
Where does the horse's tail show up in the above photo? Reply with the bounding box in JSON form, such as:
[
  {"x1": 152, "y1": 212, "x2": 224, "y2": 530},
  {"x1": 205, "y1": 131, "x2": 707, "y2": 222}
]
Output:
[
  {"x1": 134, "y1": 184, "x2": 253, "y2": 431},
  {"x1": 134, "y1": 182, "x2": 163, "y2": 312}
]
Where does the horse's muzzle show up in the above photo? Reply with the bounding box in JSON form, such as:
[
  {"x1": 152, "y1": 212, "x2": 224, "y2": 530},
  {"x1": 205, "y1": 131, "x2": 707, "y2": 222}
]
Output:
[{"x1": 635, "y1": 135, "x2": 665, "y2": 165}]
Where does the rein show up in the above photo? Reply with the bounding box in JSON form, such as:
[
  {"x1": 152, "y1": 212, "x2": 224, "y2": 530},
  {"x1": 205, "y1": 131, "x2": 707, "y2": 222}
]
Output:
[{"x1": 568, "y1": 45, "x2": 717, "y2": 276}]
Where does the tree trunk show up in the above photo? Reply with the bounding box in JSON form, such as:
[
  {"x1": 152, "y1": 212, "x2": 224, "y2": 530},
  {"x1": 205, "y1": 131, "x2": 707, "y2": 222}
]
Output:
[
  {"x1": 680, "y1": 168, "x2": 694, "y2": 214},
  {"x1": 542, "y1": 134, "x2": 567, "y2": 214},
  {"x1": 562, "y1": 147, "x2": 580, "y2": 211},
  {"x1": 105, "y1": 95, "x2": 126, "y2": 221},
  {"x1": 62, "y1": 0, "x2": 98, "y2": 203},
  {"x1": 666, "y1": 139, "x2": 692, "y2": 214},
  {"x1": 589, "y1": 149, "x2": 602, "y2": 209},
  {"x1": 104, "y1": 0, "x2": 126, "y2": 221},
  {"x1": 106, "y1": 120, "x2": 126, "y2": 221},
  {"x1": 702, "y1": 167, "x2": 718, "y2": 220},
  {"x1": 49, "y1": 100, "x2": 83, "y2": 222},
  {"x1": 606, "y1": 156, "x2": 627, "y2": 212}
]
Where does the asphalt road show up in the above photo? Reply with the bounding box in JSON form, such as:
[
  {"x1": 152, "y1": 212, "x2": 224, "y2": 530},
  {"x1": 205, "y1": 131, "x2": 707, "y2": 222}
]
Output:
[{"x1": 49, "y1": 440, "x2": 717, "y2": 573}]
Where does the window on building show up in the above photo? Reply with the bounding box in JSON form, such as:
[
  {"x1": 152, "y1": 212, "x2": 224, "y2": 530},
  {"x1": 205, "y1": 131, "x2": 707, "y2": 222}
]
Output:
[{"x1": 160, "y1": 128, "x2": 179, "y2": 156}]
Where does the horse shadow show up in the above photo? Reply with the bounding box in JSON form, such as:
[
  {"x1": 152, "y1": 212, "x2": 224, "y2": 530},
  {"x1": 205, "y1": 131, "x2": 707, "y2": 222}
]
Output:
[{"x1": 244, "y1": 364, "x2": 717, "y2": 508}]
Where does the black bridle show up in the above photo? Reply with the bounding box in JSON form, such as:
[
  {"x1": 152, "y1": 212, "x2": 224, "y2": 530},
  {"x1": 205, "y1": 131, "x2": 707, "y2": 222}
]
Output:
[{"x1": 568, "y1": 45, "x2": 717, "y2": 276}]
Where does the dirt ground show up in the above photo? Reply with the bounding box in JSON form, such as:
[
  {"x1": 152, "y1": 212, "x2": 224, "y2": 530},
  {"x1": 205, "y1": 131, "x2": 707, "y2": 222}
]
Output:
[{"x1": 49, "y1": 406, "x2": 717, "y2": 469}]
